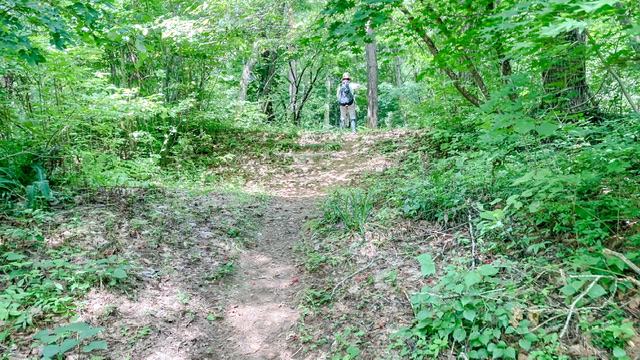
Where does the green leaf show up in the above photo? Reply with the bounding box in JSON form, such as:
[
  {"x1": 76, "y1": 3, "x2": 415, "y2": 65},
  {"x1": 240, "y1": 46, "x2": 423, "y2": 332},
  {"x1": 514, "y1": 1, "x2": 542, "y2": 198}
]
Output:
[
  {"x1": 33, "y1": 330, "x2": 56, "y2": 343},
  {"x1": 464, "y1": 272, "x2": 482, "y2": 288},
  {"x1": 346, "y1": 345, "x2": 360, "y2": 357},
  {"x1": 535, "y1": 122, "x2": 557, "y2": 136},
  {"x1": 514, "y1": 119, "x2": 535, "y2": 134},
  {"x1": 579, "y1": 0, "x2": 618, "y2": 13},
  {"x1": 513, "y1": 171, "x2": 534, "y2": 185},
  {"x1": 453, "y1": 328, "x2": 467, "y2": 342},
  {"x1": 134, "y1": 38, "x2": 147, "y2": 53},
  {"x1": 58, "y1": 338, "x2": 80, "y2": 354},
  {"x1": 416, "y1": 254, "x2": 435, "y2": 276},
  {"x1": 613, "y1": 347, "x2": 627, "y2": 358},
  {"x1": 540, "y1": 19, "x2": 586, "y2": 37},
  {"x1": 112, "y1": 267, "x2": 128, "y2": 279},
  {"x1": 479, "y1": 331, "x2": 491, "y2": 345},
  {"x1": 42, "y1": 344, "x2": 60, "y2": 357},
  {"x1": 79, "y1": 327, "x2": 104, "y2": 339},
  {"x1": 55, "y1": 322, "x2": 90, "y2": 334},
  {"x1": 479, "y1": 211, "x2": 498, "y2": 220},
  {"x1": 82, "y1": 340, "x2": 108, "y2": 352},
  {"x1": 587, "y1": 284, "x2": 607, "y2": 299},
  {"x1": 528, "y1": 201, "x2": 543, "y2": 213},
  {"x1": 463, "y1": 309, "x2": 477, "y2": 321},
  {"x1": 504, "y1": 346, "x2": 517, "y2": 359},
  {"x1": 5, "y1": 252, "x2": 25, "y2": 261},
  {"x1": 478, "y1": 265, "x2": 499, "y2": 277},
  {"x1": 519, "y1": 339, "x2": 532, "y2": 350}
]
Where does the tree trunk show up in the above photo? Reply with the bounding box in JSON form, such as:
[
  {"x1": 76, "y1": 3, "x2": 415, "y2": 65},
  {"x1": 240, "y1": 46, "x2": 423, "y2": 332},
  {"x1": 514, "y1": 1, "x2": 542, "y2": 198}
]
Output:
[
  {"x1": 393, "y1": 48, "x2": 403, "y2": 87},
  {"x1": 542, "y1": 29, "x2": 592, "y2": 113},
  {"x1": 239, "y1": 43, "x2": 259, "y2": 102},
  {"x1": 399, "y1": 5, "x2": 482, "y2": 107},
  {"x1": 259, "y1": 49, "x2": 278, "y2": 121},
  {"x1": 366, "y1": 22, "x2": 379, "y2": 129},
  {"x1": 288, "y1": 54, "x2": 299, "y2": 125},
  {"x1": 324, "y1": 72, "x2": 331, "y2": 126}
]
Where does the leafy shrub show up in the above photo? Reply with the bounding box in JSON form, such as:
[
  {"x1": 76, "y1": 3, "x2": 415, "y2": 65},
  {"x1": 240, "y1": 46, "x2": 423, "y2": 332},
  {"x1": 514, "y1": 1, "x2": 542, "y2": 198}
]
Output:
[
  {"x1": 394, "y1": 253, "x2": 638, "y2": 359},
  {"x1": 0, "y1": 248, "x2": 129, "y2": 338}
]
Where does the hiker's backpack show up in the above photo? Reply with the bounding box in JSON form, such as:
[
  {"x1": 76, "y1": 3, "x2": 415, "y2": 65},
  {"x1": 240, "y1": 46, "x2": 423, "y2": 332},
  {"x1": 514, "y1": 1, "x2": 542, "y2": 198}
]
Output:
[{"x1": 338, "y1": 82, "x2": 354, "y2": 106}]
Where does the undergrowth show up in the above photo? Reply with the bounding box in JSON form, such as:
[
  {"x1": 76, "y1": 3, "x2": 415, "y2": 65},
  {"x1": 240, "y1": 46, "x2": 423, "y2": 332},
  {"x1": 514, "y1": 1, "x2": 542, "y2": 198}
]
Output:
[{"x1": 305, "y1": 112, "x2": 640, "y2": 359}]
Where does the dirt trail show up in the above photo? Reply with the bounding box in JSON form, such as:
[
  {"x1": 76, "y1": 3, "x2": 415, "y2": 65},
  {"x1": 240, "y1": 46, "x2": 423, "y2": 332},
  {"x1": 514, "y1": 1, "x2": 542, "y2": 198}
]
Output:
[{"x1": 211, "y1": 132, "x2": 398, "y2": 359}]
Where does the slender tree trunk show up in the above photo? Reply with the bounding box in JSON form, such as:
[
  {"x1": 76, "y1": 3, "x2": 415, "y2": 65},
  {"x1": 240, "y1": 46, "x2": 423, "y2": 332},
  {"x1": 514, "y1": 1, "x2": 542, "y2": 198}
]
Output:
[
  {"x1": 239, "y1": 43, "x2": 259, "y2": 102},
  {"x1": 324, "y1": 72, "x2": 331, "y2": 126},
  {"x1": 366, "y1": 22, "x2": 379, "y2": 129},
  {"x1": 287, "y1": 53, "x2": 299, "y2": 125},
  {"x1": 259, "y1": 49, "x2": 278, "y2": 121},
  {"x1": 393, "y1": 48, "x2": 403, "y2": 87}
]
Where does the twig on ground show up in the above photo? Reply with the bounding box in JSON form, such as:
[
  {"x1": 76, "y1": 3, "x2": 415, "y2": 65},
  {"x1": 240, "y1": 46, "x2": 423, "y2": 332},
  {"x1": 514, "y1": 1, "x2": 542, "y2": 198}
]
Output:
[
  {"x1": 403, "y1": 290, "x2": 416, "y2": 316},
  {"x1": 330, "y1": 257, "x2": 382, "y2": 299},
  {"x1": 531, "y1": 313, "x2": 567, "y2": 332},
  {"x1": 603, "y1": 248, "x2": 640, "y2": 278},
  {"x1": 559, "y1": 276, "x2": 602, "y2": 339}
]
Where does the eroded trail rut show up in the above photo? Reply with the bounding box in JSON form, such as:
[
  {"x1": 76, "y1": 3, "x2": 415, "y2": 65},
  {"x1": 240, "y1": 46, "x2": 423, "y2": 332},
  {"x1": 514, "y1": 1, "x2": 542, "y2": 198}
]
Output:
[{"x1": 213, "y1": 197, "x2": 314, "y2": 359}]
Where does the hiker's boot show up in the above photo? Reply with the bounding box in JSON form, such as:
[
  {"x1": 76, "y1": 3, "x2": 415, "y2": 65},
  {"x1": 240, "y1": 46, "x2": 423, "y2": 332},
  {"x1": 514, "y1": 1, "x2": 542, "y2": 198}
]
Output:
[{"x1": 350, "y1": 119, "x2": 356, "y2": 133}]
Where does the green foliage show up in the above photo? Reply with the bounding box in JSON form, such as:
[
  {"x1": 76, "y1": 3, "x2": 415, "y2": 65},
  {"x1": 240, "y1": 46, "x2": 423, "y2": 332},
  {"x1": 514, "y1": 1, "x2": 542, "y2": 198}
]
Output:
[
  {"x1": 393, "y1": 257, "x2": 530, "y2": 359},
  {"x1": 331, "y1": 326, "x2": 365, "y2": 360},
  {"x1": 0, "y1": 242, "x2": 129, "y2": 341},
  {"x1": 323, "y1": 189, "x2": 373, "y2": 233},
  {"x1": 395, "y1": 253, "x2": 637, "y2": 359},
  {"x1": 0, "y1": 0, "x2": 110, "y2": 64},
  {"x1": 33, "y1": 322, "x2": 107, "y2": 360}
]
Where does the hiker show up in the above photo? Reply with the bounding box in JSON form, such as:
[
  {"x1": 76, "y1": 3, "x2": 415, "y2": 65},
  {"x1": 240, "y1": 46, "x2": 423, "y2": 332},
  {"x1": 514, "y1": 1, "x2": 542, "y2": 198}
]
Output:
[{"x1": 336, "y1": 72, "x2": 357, "y2": 133}]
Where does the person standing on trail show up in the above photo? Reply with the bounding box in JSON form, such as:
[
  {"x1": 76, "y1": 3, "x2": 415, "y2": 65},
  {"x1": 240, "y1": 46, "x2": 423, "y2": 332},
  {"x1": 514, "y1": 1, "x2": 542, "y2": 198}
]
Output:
[{"x1": 337, "y1": 72, "x2": 358, "y2": 133}]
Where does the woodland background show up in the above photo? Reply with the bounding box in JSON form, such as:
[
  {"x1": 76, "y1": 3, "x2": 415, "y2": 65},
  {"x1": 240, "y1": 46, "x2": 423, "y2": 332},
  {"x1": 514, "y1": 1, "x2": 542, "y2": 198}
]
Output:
[{"x1": 1, "y1": 0, "x2": 640, "y2": 359}]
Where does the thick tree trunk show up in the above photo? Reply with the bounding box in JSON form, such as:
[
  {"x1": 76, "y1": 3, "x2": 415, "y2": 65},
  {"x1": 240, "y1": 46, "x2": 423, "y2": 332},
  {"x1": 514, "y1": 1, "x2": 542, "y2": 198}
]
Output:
[
  {"x1": 366, "y1": 23, "x2": 379, "y2": 129},
  {"x1": 542, "y1": 29, "x2": 592, "y2": 113}
]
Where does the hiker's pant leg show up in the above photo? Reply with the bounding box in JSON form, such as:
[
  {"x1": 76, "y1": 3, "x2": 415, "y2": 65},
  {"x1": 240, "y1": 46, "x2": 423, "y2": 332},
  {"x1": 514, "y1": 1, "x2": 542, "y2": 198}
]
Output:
[
  {"x1": 347, "y1": 104, "x2": 356, "y2": 132},
  {"x1": 347, "y1": 104, "x2": 356, "y2": 120},
  {"x1": 339, "y1": 105, "x2": 348, "y2": 129}
]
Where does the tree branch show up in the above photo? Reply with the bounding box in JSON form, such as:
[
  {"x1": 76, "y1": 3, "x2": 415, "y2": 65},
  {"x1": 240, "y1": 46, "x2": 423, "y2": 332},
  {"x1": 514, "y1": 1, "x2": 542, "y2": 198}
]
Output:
[
  {"x1": 588, "y1": 33, "x2": 639, "y2": 114},
  {"x1": 398, "y1": 4, "x2": 483, "y2": 107}
]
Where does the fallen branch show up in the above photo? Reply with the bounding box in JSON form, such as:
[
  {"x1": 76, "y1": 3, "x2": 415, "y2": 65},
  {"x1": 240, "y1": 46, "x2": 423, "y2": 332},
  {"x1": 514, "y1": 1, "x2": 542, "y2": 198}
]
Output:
[
  {"x1": 559, "y1": 276, "x2": 602, "y2": 339},
  {"x1": 330, "y1": 257, "x2": 382, "y2": 299},
  {"x1": 603, "y1": 248, "x2": 640, "y2": 278}
]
